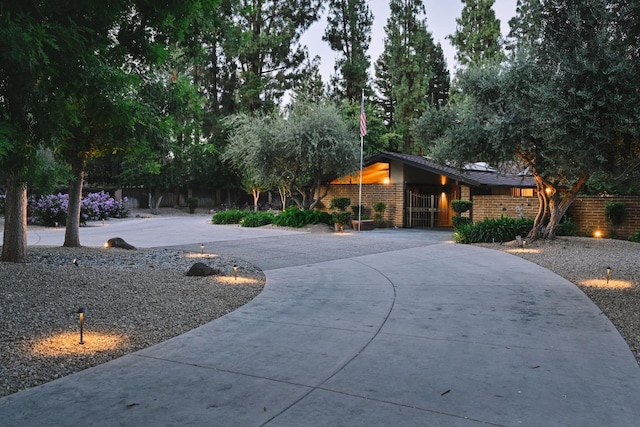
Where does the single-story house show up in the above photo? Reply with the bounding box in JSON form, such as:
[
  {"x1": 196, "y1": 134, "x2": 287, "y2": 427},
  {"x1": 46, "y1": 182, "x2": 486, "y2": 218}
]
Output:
[{"x1": 324, "y1": 151, "x2": 537, "y2": 228}]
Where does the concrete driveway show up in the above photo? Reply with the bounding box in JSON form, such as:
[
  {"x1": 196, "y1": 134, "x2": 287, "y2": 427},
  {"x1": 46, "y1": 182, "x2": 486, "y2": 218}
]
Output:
[{"x1": 2, "y1": 215, "x2": 640, "y2": 426}]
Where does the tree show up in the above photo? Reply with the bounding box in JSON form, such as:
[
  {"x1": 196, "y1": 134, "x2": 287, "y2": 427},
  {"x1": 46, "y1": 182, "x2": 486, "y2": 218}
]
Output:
[
  {"x1": 223, "y1": 103, "x2": 360, "y2": 209},
  {"x1": 374, "y1": 0, "x2": 444, "y2": 153},
  {"x1": 0, "y1": 0, "x2": 213, "y2": 260},
  {"x1": 417, "y1": 0, "x2": 640, "y2": 240},
  {"x1": 290, "y1": 55, "x2": 327, "y2": 104},
  {"x1": 448, "y1": 0, "x2": 504, "y2": 67},
  {"x1": 323, "y1": 0, "x2": 373, "y2": 102},
  {"x1": 227, "y1": 0, "x2": 323, "y2": 113}
]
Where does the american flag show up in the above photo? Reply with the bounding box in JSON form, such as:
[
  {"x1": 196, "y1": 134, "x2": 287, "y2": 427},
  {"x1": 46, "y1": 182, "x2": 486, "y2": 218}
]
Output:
[{"x1": 360, "y1": 94, "x2": 367, "y2": 137}]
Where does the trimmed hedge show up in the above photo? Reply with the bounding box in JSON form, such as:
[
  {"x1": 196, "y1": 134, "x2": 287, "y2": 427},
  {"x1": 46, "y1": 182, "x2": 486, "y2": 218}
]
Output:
[
  {"x1": 272, "y1": 207, "x2": 331, "y2": 228},
  {"x1": 212, "y1": 209, "x2": 246, "y2": 224},
  {"x1": 240, "y1": 212, "x2": 275, "y2": 227}
]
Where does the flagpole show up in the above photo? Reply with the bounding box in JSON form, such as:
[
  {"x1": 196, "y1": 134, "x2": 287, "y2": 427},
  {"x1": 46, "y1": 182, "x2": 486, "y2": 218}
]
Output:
[{"x1": 358, "y1": 89, "x2": 365, "y2": 231}]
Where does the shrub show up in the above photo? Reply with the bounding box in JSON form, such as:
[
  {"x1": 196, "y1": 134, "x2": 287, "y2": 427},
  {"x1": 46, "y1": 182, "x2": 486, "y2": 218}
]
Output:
[
  {"x1": 272, "y1": 207, "x2": 329, "y2": 228},
  {"x1": 373, "y1": 202, "x2": 387, "y2": 225},
  {"x1": 454, "y1": 216, "x2": 534, "y2": 244},
  {"x1": 331, "y1": 211, "x2": 351, "y2": 226},
  {"x1": 240, "y1": 212, "x2": 275, "y2": 227},
  {"x1": 81, "y1": 191, "x2": 129, "y2": 221},
  {"x1": 630, "y1": 231, "x2": 640, "y2": 243},
  {"x1": 452, "y1": 216, "x2": 472, "y2": 229},
  {"x1": 30, "y1": 192, "x2": 129, "y2": 226},
  {"x1": 605, "y1": 201, "x2": 626, "y2": 228},
  {"x1": 212, "y1": 209, "x2": 246, "y2": 224},
  {"x1": 330, "y1": 197, "x2": 350, "y2": 211},
  {"x1": 32, "y1": 193, "x2": 69, "y2": 226},
  {"x1": 556, "y1": 216, "x2": 577, "y2": 236},
  {"x1": 451, "y1": 200, "x2": 473, "y2": 215},
  {"x1": 187, "y1": 197, "x2": 199, "y2": 213}
]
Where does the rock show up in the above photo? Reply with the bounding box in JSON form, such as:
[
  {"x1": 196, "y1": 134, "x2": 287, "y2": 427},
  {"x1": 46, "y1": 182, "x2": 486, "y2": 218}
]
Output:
[
  {"x1": 185, "y1": 262, "x2": 220, "y2": 277},
  {"x1": 106, "y1": 237, "x2": 136, "y2": 250}
]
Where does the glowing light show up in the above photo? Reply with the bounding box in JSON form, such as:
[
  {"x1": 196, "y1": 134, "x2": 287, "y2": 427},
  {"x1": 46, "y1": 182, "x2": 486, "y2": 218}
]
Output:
[
  {"x1": 217, "y1": 276, "x2": 261, "y2": 285},
  {"x1": 440, "y1": 175, "x2": 447, "y2": 186},
  {"x1": 382, "y1": 177, "x2": 391, "y2": 185},
  {"x1": 184, "y1": 253, "x2": 218, "y2": 259},
  {"x1": 580, "y1": 279, "x2": 632, "y2": 290},
  {"x1": 506, "y1": 248, "x2": 541, "y2": 254},
  {"x1": 32, "y1": 332, "x2": 127, "y2": 356},
  {"x1": 593, "y1": 229, "x2": 603, "y2": 238}
]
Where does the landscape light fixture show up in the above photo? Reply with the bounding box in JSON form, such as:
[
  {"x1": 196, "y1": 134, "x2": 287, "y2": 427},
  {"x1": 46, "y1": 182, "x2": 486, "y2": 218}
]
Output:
[
  {"x1": 72, "y1": 258, "x2": 79, "y2": 267},
  {"x1": 77, "y1": 307, "x2": 86, "y2": 345},
  {"x1": 200, "y1": 243, "x2": 204, "y2": 254},
  {"x1": 233, "y1": 265, "x2": 238, "y2": 280},
  {"x1": 606, "y1": 266, "x2": 611, "y2": 284}
]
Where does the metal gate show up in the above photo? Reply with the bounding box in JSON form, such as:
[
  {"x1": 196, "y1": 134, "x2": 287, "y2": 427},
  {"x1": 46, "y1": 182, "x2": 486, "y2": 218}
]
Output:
[{"x1": 405, "y1": 191, "x2": 437, "y2": 228}]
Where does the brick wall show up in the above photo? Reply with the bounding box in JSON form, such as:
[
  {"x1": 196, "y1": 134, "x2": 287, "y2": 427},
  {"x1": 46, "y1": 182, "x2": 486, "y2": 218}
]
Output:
[
  {"x1": 472, "y1": 196, "x2": 539, "y2": 221},
  {"x1": 322, "y1": 184, "x2": 404, "y2": 227},
  {"x1": 473, "y1": 195, "x2": 640, "y2": 239},
  {"x1": 566, "y1": 196, "x2": 640, "y2": 239}
]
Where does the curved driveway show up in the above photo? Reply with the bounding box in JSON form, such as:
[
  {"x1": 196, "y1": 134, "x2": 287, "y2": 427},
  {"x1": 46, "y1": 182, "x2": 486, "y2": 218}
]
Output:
[{"x1": 2, "y1": 215, "x2": 640, "y2": 426}]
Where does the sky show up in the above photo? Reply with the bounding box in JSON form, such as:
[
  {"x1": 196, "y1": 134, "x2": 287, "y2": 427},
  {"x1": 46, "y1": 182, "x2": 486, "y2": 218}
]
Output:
[{"x1": 300, "y1": 0, "x2": 518, "y2": 81}]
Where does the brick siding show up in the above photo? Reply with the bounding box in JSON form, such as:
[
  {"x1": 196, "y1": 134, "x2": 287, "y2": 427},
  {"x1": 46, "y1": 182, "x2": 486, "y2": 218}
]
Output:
[
  {"x1": 321, "y1": 184, "x2": 405, "y2": 227},
  {"x1": 473, "y1": 195, "x2": 640, "y2": 239}
]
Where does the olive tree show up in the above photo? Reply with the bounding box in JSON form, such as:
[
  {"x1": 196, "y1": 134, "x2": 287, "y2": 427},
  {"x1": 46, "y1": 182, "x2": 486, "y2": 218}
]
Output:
[{"x1": 223, "y1": 103, "x2": 360, "y2": 209}]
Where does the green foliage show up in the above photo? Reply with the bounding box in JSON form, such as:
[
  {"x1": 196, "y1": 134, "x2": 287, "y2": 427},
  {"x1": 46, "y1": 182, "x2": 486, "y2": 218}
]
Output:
[
  {"x1": 374, "y1": 0, "x2": 448, "y2": 153},
  {"x1": 453, "y1": 216, "x2": 534, "y2": 244},
  {"x1": 240, "y1": 212, "x2": 275, "y2": 227},
  {"x1": 331, "y1": 211, "x2": 351, "y2": 226},
  {"x1": 323, "y1": 0, "x2": 373, "y2": 102},
  {"x1": 187, "y1": 197, "x2": 199, "y2": 213},
  {"x1": 223, "y1": 103, "x2": 359, "y2": 210},
  {"x1": 452, "y1": 216, "x2": 472, "y2": 230},
  {"x1": 448, "y1": 0, "x2": 504, "y2": 67},
  {"x1": 272, "y1": 207, "x2": 330, "y2": 228},
  {"x1": 605, "y1": 201, "x2": 626, "y2": 227},
  {"x1": 351, "y1": 204, "x2": 365, "y2": 215},
  {"x1": 556, "y1": 216, "x2": 577, "y2": 236},
  {"x1": 373, "y1": 201, "x2": 387, "y2": 224},
  {"x1": 451, "y1": 199, "x2": 473, "y2": 215},
  {"x1": 330, "y1": 197, "x2": 351, "y2": 211},
  {"x1": 630, "y1": 231, "x2": 640, "y2": 243},
  {"x1": 212, "y1": 209, "x2": 246, "y2": 224}
]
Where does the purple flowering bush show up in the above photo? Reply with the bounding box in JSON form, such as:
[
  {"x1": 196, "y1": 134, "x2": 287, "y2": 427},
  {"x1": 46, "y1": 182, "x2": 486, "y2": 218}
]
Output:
[
  {"x1": 81, "y1": 191, "x2": 129, "y2": 221},
  {"x1": 30, "y1": 191, "x2": 129, "y2": 226}
]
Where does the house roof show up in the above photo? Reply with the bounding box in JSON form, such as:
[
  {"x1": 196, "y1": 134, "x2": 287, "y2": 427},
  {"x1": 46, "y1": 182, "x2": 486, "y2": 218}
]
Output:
[{"x1": 368, "y1": 152, "x2": 536, "y2": 188}]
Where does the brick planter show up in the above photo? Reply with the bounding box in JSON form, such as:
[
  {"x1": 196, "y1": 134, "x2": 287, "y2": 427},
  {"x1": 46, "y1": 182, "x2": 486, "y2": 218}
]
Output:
[{"x1": 352, "y1": 219, "x2": 375, "y2": 231}]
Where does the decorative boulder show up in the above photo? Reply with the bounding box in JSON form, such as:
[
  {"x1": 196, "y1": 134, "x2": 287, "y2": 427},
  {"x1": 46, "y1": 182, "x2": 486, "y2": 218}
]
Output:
[
  {"x1": 186, "y1": 262, "x2": 220, "y2": 277},
  {"x1": 106, "y1": 237, "x2": 136, "y2": 250}
]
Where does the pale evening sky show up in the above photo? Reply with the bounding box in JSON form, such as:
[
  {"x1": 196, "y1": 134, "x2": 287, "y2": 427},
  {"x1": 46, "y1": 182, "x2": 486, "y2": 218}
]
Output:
[{"x1": 300, "y1": 0, "x2": 518, "y2": 81}]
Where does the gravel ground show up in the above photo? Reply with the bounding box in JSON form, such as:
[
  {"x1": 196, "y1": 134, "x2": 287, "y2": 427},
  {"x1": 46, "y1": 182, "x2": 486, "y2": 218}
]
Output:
[
  {"x1": 0, "y1": 245, "x2": 265, "y2": 398},
  {"x1": 474, "y1": 236, "x2": 640, "y2": 365},
  {"x1": 1, "y1": 211, "x2": 639, "y2": 397}
]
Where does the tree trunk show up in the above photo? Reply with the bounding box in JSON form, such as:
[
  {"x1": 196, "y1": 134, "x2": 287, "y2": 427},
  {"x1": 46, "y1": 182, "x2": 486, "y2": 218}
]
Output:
[
  {"x1": 252, "y1": 188, "x2": 260, "y2": 212},
  {"x1": 528, "y1": 174, "x2": 588, "y2": 241},
  {"x1": 63, "y1": 168, "x2": 85, "y2": 247},
  {"x1": 1, "y1": 174, "x2": 28, "y2": 263}
]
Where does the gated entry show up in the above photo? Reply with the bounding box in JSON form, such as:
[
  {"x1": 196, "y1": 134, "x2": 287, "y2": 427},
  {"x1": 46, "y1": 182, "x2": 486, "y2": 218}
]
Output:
[{"x1": 405, "y1": 191, "x2": 438, "y2": 228}]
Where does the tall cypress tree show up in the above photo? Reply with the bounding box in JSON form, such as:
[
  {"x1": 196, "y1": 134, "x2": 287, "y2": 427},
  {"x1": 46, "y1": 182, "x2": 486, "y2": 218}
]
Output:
[
  {"x1": 323, "y1": 0, "x2": 373, "y2": 102},
  {"x1": 374, "y1": 0, "x2": 444, "y2": 153},
  {"x1": 449, "y1": 0, "x2": 504, "y2": 67}
]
